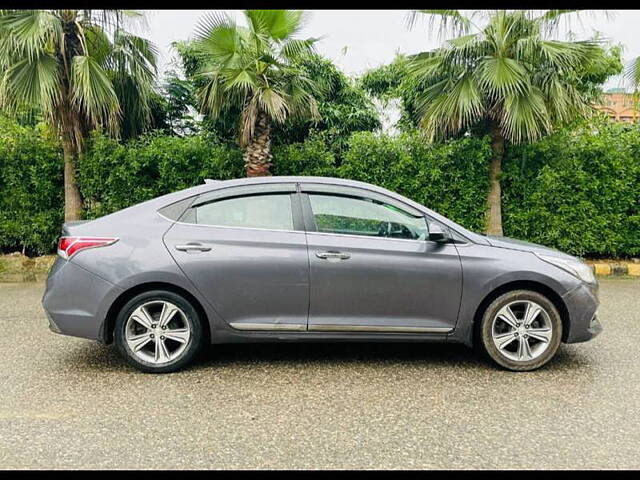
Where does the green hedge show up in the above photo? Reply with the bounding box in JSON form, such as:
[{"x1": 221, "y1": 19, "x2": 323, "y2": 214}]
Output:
[
  {"x1": 1, "y1": 116, "x2": 640, "y2": 258},
  {"x1": 79, "y1": 131, "x2": 244, "y2": 219},
  {"x1": 502, "y1": 121, "x2": 640, "y2": 257},
  {"x1": 0, "y1": 117, "x2": 64, "y2": 255},
  {"x1": 338, "y1": 131, "x2": 491, "y2": 232}
]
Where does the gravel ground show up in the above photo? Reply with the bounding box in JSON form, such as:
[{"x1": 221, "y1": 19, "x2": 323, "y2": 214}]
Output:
[{"x1": 1, "y1": 279, "x2": 639, "y2": 469}]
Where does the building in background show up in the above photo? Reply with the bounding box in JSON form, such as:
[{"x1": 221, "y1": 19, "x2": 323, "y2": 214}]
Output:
[{"x1": 594, "y1": 89, "x2": 640, "y2": 123}]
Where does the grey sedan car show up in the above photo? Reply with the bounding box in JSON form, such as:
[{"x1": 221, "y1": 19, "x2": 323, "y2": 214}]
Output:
[{"x1": 42, "y1": 176, "x2": 602, "y2": 373}]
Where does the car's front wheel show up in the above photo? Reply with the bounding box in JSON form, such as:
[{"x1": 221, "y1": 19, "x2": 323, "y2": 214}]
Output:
[
  {"x1": 480, "y1": 290, "x2": 562, "y2": 371},
  {"x1": 114, "y1": 290, "x2": 204, "y2": 373}
]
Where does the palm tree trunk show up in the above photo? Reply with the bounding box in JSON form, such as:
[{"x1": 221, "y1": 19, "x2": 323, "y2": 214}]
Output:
[
  {"x1": 62, "y1": 135, "x2": 82, "y2": 222},
  {"x1": 486, "y1": 121, "x2": 504, "y2": 236},
  {"x1": 243, "y1": 113, "x2": 273, "y2": 177}
]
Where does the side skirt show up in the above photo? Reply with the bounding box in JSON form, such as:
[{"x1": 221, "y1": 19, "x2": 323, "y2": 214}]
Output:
[{"x1": 229, "y1": 322, "x2": 452, "y2": 334}]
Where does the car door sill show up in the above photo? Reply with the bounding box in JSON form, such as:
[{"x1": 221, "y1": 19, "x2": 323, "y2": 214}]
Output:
[
  {"x1": 229, "y1": 322, "x2": 307, "y2": 332},
  {"x1": 229, "y1": 322, "x2": 452, "y2": 334},
  {"x1": 308, "y1": 324, "x2": 453, "y2": 333}
]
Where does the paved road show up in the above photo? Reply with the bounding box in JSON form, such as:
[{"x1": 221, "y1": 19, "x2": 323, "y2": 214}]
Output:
[{"x1": 1, "y1": 279, "x2": 639, "y2": 469}]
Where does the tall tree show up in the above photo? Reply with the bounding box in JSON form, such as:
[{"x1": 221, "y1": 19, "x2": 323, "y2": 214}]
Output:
[
  {"x1": 175, "y1": 40, "x2": 380, "y2": 149},
  {"x1": 628, "y1": 57, "x2": 640, "y2": 91},
  {"x1": 192, "y1": 10, "x2": 322, "y2": 176},
  {"x1": 627, "y1": 56, "x2": 640, "y2": 122},
  {"x1": 0, "y1": 10, "x2": 157, "y2": 220},
  {"x1": 406, "y1": 10, "x2": 611, "y2": 235}
]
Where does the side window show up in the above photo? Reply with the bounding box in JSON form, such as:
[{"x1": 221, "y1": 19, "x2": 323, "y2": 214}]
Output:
[
  {"x1": 308, "y1": 194, "x2": 427, "y2": 240},
  {"x1": 187, "y1": 194, "x2": 294, "y2": 231}
]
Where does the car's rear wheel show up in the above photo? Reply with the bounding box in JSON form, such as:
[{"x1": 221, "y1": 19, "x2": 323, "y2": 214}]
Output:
[
  {"x1": 479, "y1": 290, "x2": 562, "y2": 371},
  {"x1": 114, "y1": 290, "x2": 204, "y2": 373}
]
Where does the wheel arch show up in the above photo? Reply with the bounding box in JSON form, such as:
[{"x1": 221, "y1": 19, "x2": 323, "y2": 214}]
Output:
[
  {"x1": 102, "y1": 281, "x2": 211, "y2": 345},
  {"x1": 471, "y1": 280, "x2": 570, "y2": 346}
]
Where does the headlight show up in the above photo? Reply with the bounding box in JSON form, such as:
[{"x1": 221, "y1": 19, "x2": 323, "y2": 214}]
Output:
[{"x1": 536, "y1": 253, "x2": 596, "y2": 284}]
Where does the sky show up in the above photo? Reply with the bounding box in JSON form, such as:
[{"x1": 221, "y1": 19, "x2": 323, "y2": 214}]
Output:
[{"x1": 140, "y1": 9, "x2": 640, "y2": 91}]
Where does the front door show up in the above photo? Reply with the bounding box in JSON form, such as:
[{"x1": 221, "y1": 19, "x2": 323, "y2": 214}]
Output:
[{"x1": 301, "y1": 186, "x2": 462, "y2": 333}]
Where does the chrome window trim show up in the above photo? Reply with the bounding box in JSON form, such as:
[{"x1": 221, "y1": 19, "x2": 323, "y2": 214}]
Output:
[
  {"x1": 155, "y1": 180, "x2": 475, "y2": 244},
  {"x1": 304, "y1": 230, "x2": 449, "y2": 246},
  {"x1": 158, "y1": 214, "x2": 305, "y2": 235},
  {"x1": 158, "y1": 202, "x2": 470, "y2": 244}
]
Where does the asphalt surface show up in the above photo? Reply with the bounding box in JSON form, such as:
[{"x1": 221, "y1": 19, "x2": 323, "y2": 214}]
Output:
[{"x1": 1, "y1": 279, "x2": 639, "y2": 469}]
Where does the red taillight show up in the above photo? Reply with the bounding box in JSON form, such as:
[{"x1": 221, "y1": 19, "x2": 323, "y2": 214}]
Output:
[{"x1": 57, "y1": 236, "x2": 118, "y2": 259}]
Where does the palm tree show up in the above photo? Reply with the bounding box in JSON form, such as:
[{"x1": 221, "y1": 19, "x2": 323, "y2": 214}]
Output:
[
  {"x1": 626, "y1": 57, "x2": 640, "y2": 122},
  {"x1": 407, "y1": 10, "x2": 604, "y2": 235},
  {"x1": 0, "y1": 10, "x2": 157, "y2": 221},
  {"x1": 192, "y1": 10, "x2": 321, "y2": 176}
]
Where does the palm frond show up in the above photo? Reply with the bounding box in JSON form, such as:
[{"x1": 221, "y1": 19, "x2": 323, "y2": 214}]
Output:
[
  {"x1": 499, "y1": 86, "x2": 550, "y2": 143},
  {"x1": 245, "y1": 10, "x2": 306, "y2": 41},
  {"x1": 406, "y1": 10, "x2": 472, "y2": 38},
  {"x1": 70, "y1": 55, "x2": 120, "y2": 133},
  {"x1": 239, "y1": 94, "x2": 260, "y2": 147},
  {"x1": 195, "y1": 12, "x2": 243, "y2": 66},
  {"x1": 281, "y1": 37, "x2": 318, "y2": 61},
  {"x1": 476, "y1": 56, "x2": 529, "y2": 97},
  {"x1": 625, "y1": 57, "x2": 640, "y2": 92},
  {"x1": 223, "y1": 68, "x2": 258, "y2": 92},
  {"x1": 416, "y1": 73, "x2": 485, "y2": 140},
  {"x1": 256, "y1": 86, "x2": 288, "y2": 123},
  {"x1": 0, "y1": 51, "x2": 60, "y2": 114},
  {"x1": 0, "y1": 10, "x2": 62, "y2": 59}
]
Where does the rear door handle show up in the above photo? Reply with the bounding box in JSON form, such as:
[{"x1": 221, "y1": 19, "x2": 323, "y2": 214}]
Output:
[
  {"x1": 175, "y1": 243, "x2": 212, "y2": 252},
  {"x1": 316, "y1": 251, "x2": 351, "y2": 260}
]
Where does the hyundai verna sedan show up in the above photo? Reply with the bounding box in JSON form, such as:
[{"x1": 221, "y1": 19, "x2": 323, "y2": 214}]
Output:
[{"x1": 42, "y1": 176, "x2": 602, "y2": 373}]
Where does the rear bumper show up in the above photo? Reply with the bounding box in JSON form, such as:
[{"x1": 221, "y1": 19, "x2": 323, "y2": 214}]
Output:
[
  {"x1": 41, "y1": 257, "x2": 122, "y2": 342},
  {"x1": 562, "y1": 281, "x2": 602, "y2": 343}
]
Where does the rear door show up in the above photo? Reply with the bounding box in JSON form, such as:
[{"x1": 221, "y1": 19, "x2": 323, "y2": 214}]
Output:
[
  {"x1": 164, "y1": 183, "x2": 309, "y2": 331},
  {"x1": 300, "y1": 183, "x2": 463, "y2": 333}
]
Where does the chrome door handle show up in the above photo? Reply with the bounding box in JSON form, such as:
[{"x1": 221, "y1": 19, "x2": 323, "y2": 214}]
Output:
[
  {"x1": 175, "y1": 243, "x2": 211, "y2": 252},
  {"x1": 316, "y1": 251, "x2": 351, "y2": 260}
]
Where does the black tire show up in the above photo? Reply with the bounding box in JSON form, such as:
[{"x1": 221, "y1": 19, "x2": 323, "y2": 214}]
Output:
[
  {"x1": 114, "y1": 290, "x2": 205, "y2": 373},
  {"x1": 479, "y1": 290, "x2": 562, "y2": 372}
]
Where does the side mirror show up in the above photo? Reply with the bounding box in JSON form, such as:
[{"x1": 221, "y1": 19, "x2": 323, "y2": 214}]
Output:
[{"x1": 428, "y1": 223, "x2": 449, "y2": 243}]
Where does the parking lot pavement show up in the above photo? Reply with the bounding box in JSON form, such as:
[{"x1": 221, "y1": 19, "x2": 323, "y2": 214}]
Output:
[{"x1": 1, "y1": 279, "x2": 639, "y2": 469}]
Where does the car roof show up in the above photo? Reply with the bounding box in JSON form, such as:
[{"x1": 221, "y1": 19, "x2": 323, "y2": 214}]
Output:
[{"x1": 203, "y1": 176, "x2": 381, "y2": 189}]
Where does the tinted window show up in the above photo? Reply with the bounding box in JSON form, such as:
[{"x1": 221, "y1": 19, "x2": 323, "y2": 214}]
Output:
[
  {"x1": 308, "y1": 194, "x2": 427, "y2": 240},
  {"x1": 158, "y1": 197, "x2": 194, "y2": 221},
  {"x1": 191, "y1": 194, "x2": 294, "y2": 230}
]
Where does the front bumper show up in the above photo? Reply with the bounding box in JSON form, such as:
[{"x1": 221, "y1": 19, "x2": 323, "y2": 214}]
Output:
[{"x1": 561, "y1": 281, "x2": 602, "y2": 343}]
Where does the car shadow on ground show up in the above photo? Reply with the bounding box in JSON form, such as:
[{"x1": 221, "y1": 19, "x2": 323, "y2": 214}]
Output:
[{"x1": 60, "y1": 339, "x2": 594, "y2": 374}]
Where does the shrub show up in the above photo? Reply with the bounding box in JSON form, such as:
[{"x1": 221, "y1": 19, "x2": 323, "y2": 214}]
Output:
[
  {"x1": 0, "y1": 117, "x2": 63, "y2": 255},
  {"x1": 272, "y1": 132, "x2": 338, "y2": 177},
  {"x1": 502, "y1": 120, "x2": 640, "y2": 257},
  {"x1": 2, "y1": 115, "x2": 640, "y2": 259},
  {"x1": 338, "y1": 131, "x2": 492, "y2": 232},
  {"x1": 79, "y1": 131, "x2": 244, "y2": 219}
]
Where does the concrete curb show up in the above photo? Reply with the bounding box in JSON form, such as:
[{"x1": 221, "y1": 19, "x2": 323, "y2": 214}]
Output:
[
  {"x1": 586, "y1": 261, "x2": 640, "y2": 277},
  {"x1": 1, "y1": 254, "x2": 638, "y2": 282}
]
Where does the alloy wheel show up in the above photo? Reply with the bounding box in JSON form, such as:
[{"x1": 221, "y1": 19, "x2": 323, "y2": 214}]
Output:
[
  {"x1": 124, "y1": 300, "x2": 192, "y2": 365},
  {"x1": 490, "y1": 300, "x2": 553, "y2": 362}
]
